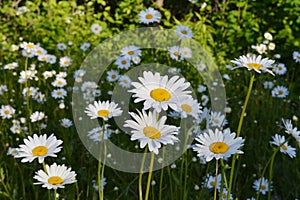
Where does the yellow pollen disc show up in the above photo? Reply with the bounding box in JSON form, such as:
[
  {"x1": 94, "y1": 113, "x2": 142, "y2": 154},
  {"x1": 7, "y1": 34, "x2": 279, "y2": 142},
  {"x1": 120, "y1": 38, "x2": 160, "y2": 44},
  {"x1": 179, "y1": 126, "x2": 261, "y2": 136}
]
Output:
[
  {"x1": 63, "y1": 61, "x2": 69, "y2": 65},
  {"x1": 181, "y1": 104, "x2": 192, "y2": 113},
  {"x1": 57, "y1": 91, "x2": 62, "y2": 95},
  {"x1": 278, "y1": 90, "x2": 283, "y2": 95},
  {"x1": 41, "y1": 57, "x2": 46, "y2": 61},
  {"x1": 111, "y1": 74, "x2": 116, "y2": 79},
  {"x1": 11, "y1": 150, "x2": 17, "y2": 155},
  {"x1": 247, "y1": 63, "x2": 262, "y2": 70},
  {"x1": 297, "y1": 56, "x2": 300, "y2": 59},
  {"x1": 143, "y1": 126, "x2": 161, "y2": 139},
  {"x1": 98, "y1": 134, "x2": 104, "y2": 139},
  {"x1": 209, "y1": 142, "x2": 229, "y2": 154},
  {"x1": 32, "y1": 146, "x2": 48, "y2": 156},
  {"x1": 121, "y1": 60, "x2": 127, "y2": 65},
  {"x1": 278, "y1": 66, "x2": 282, "y2": 70},
  {"x1": 222, "y1": 194, "x2": 227, "y2": 198},
  {"x1": 48, "y1": 176, "x2": 64, "y2": 185},
  {"x1": 173, "y1": 52, "x2": 179, "y2": 57},
  {"x1": 128, "y1": 50, "x2": 134, "y2": 55},
  {"x1": 181, "y1": 30, "x2": 187, "y2": 35},
  {"x1": 27, "y1": 44, "x2": 34, "y2": 49},
  {"x1": 97, "y1": 109, "x2": 110, "y2": 117},
  {"x1": 150, "y1": 88, "x2": 171, "y2": 102},
  {"x1": 281, "y1": 144, "x2": 287, "y2": 151},
  {"x1": 95, "y1": 27, "x2": 98, "y2": 30},
  {"x1": 4, "y1": 110, "x2": 10, "y2": 115},
  {"x1": 57, "y1": 81, "x2": 63, "y2": 85},
  {"x1": 145, "y1": 14, "x2": 153, "y2": 19},
  {"x1": 209, "y1": 181, "x2": 216, "y2": 187},
  {"x1": 261, "y1": 185, "x2": 266, "y2": 190},
  {"x1": 213, "y1": 119, "x2": 220, "y2": 124}
]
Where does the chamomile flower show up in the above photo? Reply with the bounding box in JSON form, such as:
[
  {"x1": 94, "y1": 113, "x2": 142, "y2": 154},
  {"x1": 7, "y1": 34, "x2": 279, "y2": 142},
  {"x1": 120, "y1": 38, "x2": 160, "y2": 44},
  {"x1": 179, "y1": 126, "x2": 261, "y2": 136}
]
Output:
[
  {"x1": 138, "y1": 7, "x2": 161, "y2": 24},
  {"x1": 34, "y1": 163, "x2": 76, "y2": 189},
  {"x1": 60, "y1": 118, "x2": 73, "y2": 128},
  {"x1": 38, "y1": 54, "x2": 47, "y2": 62},
  {"x1": 168, "y1": 46, "x2": 182, "y2": 61},
  {"x1": 253, "y1": 177, "x2": 270, "y2": 195},
  {"x1": 129, "y1": 71, "x2": 192, "y2": 112},
  {"x1": 264, "y1": 32, "x2": 273, "y2": 40},
  {"x1": 292, "y1": 51, "x2": 300, "y2": 63},
  {"x1": 282, "y1": 119, "x2": 300, "y2": 145},
  {"x1": 15, "y1": 134, "x2": 63, "y2": 163},
  {"x1": 118, "y1": 75, "x2": 132, "y2": 88},
  {"x1": 59, "y1": 56, "x2": 72, "y2": 68},
  {"x1": 175, "y1": 25, "x2": 193, "y2": 39},
  {"x1": 20, "y1": 41, "x2": 36, "y2": 52},
  {"x1": 180, "y1": 47, "x2": 192, "y2": 58},
  {"x1": 85, "y1": 100, "x2": 123, "y2": 120},
  {"x1": 57, "y1": 43, "x2": 67, "y2": 51},
  {"x1": 203, "y1": 174, "x2": 221, "y2": 190},
  {"x1": 273, "y1": 63, "x2": 287, "y2": 75},
  {"x1": 51, "y1": 88, "x2": 67, "y2": 99},
  {"x1": 52, "y1": 78, "x2": 67, "y2": 88},
  {"x1": 193, "y1": 128, "x2": 244, "y2": 162},
  {"x1": 87, "y1": 125, "x2": 112, "y2": 142},
  {"x1": 30, "y1": 111, "x2": 46, "y2": 122},
  {"x1": 219, "y1": 189, "x2": 233, "y2": 200},
  {"x1": 231, "y1": 55, "x2": 275, "y2": 75},
  {"x1": 271, "y1": 86, "x2": 289, "y2": 98},
  {"x1": 7, "y1": 147, "x2": 20, "y2": 157},
  {"x1": 115, "y1": 56, "x2": 131, "y2": 70},
  {"x1": 46, "y1": 54, "x2": 57, "y2": 64},
  {"x1": 0, "y1": 105, "x2": 15, "y2": 119},
  {"x1": 270, "y1": 134, "x2": 296, "y2": 158},
  {"x1": 80, "y1": 42, "x2": 91, "y2": 52},
  {"x1": 209, "y1": 111, "x2": 227, "y2": 128},
  {"x1": 34, "y1": 46, "x2": 47, "y2": 56},
  {"x1": 176, "y1": 96, "x2": 201, "y2": 119},
  {"x1": 106, "y1": 69, "x2": 120, "y2": 82},
  {"x1": 91, "y1": 23, "x2": 102, "y2": 34},
  {"x1": 4, "y1": 62, "x2": 19, "y2": 70},
  {"x1": 124, "y1": 109, "x2": 179, "y2": 154},
  {"x1": 121, "y1": 45, "x2": 142, "y2": 60}
]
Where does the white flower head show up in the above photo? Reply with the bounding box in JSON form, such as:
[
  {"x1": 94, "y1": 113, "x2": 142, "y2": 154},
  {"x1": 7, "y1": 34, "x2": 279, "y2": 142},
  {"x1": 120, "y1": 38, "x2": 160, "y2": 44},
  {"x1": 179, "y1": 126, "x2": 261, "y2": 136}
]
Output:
[
  {"x1": 85, "y1": 100, "x2": 123, "y2": 120},
  {"x1": 138, "y1": 7, "x2": 161, "y2": 24},
  {"x1": 270, "y1": 134, "x2": 296, "y2": 158}
]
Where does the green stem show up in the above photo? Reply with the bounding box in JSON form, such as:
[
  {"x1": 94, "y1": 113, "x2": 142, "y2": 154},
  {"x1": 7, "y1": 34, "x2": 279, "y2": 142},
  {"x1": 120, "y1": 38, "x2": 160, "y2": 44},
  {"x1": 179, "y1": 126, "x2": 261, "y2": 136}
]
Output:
[
  {"x1": 214, "y1": 159, "x2": 219, "y2": 200},
  {"x1": 267, "y1": 150, "x2": 276, "y2": 200},
  {"x1": 100, "y1": 143, "x2": 107, "y2": 200},
  {"x1": 54, "y1": 189, "x2": 57, "y2": 200},
  {"x1": 97, "y1": 155, "x2": 102, "y2": 200},
  {"x1": 227, "y1": 74, "x2": 255, "y2": 200},
  {"x1": 158, "y1": 149, "x2": 165, "y2": 200},
  {"x1": 145, "y1": 152, "x2": 155, "y2": 200},
  {"x1": 75, "y1": 182, "x2": 80, "y2": 200},
  {"x1": 139, "y1": 148, "x2": 148, "y2": 200}
]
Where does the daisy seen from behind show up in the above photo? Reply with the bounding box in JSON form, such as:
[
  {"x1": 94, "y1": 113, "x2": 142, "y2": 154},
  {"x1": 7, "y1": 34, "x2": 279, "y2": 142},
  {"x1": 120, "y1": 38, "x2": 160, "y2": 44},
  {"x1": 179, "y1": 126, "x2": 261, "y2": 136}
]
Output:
[
  {"x1": 270, "y1": 134, "x2": 296, "y2": 158},
  {"x1": 231, "y1": 54, "x2": 275, "y2": 75},
  {"x1": 193, "y1": 128, "x2": 244, "y2": 162},
  {"x1": 138, "y1": 7, "x2": 161, "y2": 24},
  {"x1": 124, "y1": 109, "x2": 179, "y2": 154},
  {"x1": 129, "y1": 71, "x2": 192, "y2": 113},
  {"x1": 34, "y1": 163, "x2": 76, "y2": 189},
  {"x1": 15, "y1": 134, "x2": 63, "y2": 163},
  {"x1": 85, "y1": 100, "x2": 123, "y2": 120}
]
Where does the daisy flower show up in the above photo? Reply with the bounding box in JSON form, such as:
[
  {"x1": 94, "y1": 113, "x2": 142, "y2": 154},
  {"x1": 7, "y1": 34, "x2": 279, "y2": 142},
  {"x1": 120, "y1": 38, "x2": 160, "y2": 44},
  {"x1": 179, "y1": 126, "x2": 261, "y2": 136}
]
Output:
[
  {"x1": 121, "y1": 45, "x2": 142, "y2": 60},
  {"x1": 22, "y1": 49, "x2": 35, "y2": 58},
  {"x1": 168, "y1": 46, "x2": 182, "y2": 61},
  {"x1": 219, "y1": 189, "x2": 233, "y2": 200},
  {"x1": 209, "y1": 111, "x2": 227, "y2": 128},
  {"x1": 264, "y1": 32, "x2": 273, "y2": 40},
  {"x1": 34, "y1": 46, "x2": 47, "y2": 56},
  {"x1": 4, "y1": 62, "x2": 19, "y2": 70},
  {"x1": 34, "y1": 163, "x2": 76, "y2": 189},
  {"x1": 271, "y1": 85, "x2": 289, "y2": 98},
  {"x1": 52, "y1": 78, "x2": 67, "y2": 88},
  {"x1": 80, "y1": 42, "x2": 91, "y2": 52},
  {"x1": 7, "y1": 147, "x2": 20, "y2": 157},
  {"x1": 231, "y1": 55, "x2": 275, "y2": 75},
  {"x1": 30, "y1": 111, "x2": 46, "y2": 122},
  {"x1": 118, "y1": 75, "x2": 132, "y2": 88},
  {"x1": 0, "y1": 105, "x2": 16, "y2": 119},
  {"x1": 60, "y1": 118, "x2": 73, "y2": 128},
  {"x1": 176, "y1": 96, "x2": 201, "y2": 119},
  {"x1": 273, "y1": 63, "x2": 287, "y2": 75},
  {"x1": 57, "y1": 43, "x2": 67, "y2": 51},
  {"x1": 85, "y1": 100, "x2": 123, "y2": 120},
  {"x1": 115, "y1": 56, "x2": 131, "y2": 69},
  {"x1": 106, "y1": 69, "x2": 120, "y2": 82},
  {"x1": 20, "y1": 41, "x2": 36, "y2": 52},
  {"x1": 38, "y1": 54, "x2": 47, "y2": 62},
  {"x1": 59, "y1": 56, "x2": 72, "y2": 68},
  {"x1": 175, "y1": 25, "x2": 194, "y2": 39},
  {"x1": 46, "y1": 54, "x2": 57, "y2": 64},
  {"x1": 138, "y1": 7, "x2": 161, "y2": 24},
  {"x1": 270, "y1": 134, "x2": 296, "y2": 158},
  {"x1": 129, "y1": 71, "x2": 192, "y2": 113},
  {"x1": 193, "y1": 128, "x2": 244, "y2": 162},
  {"x1": 91, "y1": 23, "x2": 102, "y2": 34},
  {"x1": 203, "y1": 174, "x2": 221, "y2": 190},
  {"x1": 282, "y1": 119, "x2": 300, "y2": 146},
  {"x1": 51, "y1": 88, "x2": 67, "y2": 99},
  {"x1": 88, "y1": 125, "x2": 112, "y2": 142},
  {"x1": 15, "y1": 134, "x2": 63, "y2": 163},
  {"x1": 253, "y1": 177, "x2": 270, "y2": 195},
  {"x1": 124, "y1": 109, "x2": 179, "y2": 154},
  {"x1": 292, "y1": 51, "x2": 300, "y2": 63},
  {"x1": 180, "y1": 46, "x2": 192, "y2": 58}
]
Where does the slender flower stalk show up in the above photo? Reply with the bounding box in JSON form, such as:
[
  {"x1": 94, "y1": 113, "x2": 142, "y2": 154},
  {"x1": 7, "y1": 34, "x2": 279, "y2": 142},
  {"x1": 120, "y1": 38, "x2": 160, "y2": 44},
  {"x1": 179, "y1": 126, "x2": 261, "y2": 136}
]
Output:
[
  {"x1": 144, "y1": 152, "x2": 155, "y2": 200},
  {"x1": 227, "y1": 74, "x2": 255, "y2": 200},
  {"x1": 139, "y1": 148, "x2": 148, "y2": 200},
  {"x1": 214, "y1": 160, "x2": 219, "y2": 200}
]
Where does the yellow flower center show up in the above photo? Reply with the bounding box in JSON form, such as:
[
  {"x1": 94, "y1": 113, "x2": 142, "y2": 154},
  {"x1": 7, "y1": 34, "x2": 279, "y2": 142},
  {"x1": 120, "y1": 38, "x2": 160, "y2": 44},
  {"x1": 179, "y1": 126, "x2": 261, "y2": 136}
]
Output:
[
  {"x1": 146, "y1": 14, "x2": 153, "y2": 19},
  {"x1": 57, "y1": 91, "x2": 62, "y2": 95},
  {"x1": 32, "y1": 146, "x2": 48, "y2": 156},
  {"x1": 48, "y1": 176, "x2": 64, "y2": 185},
  {"x1": 150, "y1": 88, "x2": 171, "y2": 102},
  {"x1": 181, "y1": 104, "x2": 192, "y2": 113},
  {"x1": 27, "y1": 44, "x2": 35, "y2": 49},
  {"x1": 181, "y1": 30, "x2": 187, "y2": 35},
  {"x1": 278, "y1": 66, "x2": 282, "y2": 70},
  {"x1": 63, "y1": 61, "x2": 69, "y2": 65},
  {"x1": 247, "y1": 63, "x2": 262, "y2": 70},
  {"x1": 278, "y1": 90, "x2": 283, "y2": 95},
  {"x1": 209, "y1": 181, "x2": 216, "y2": 187},
  {"x1": 97, "y1": 110, "x2": 110, "y2": 117},
  {"x1": 209, "y1": 142, "x2": 229, "y2": 154},
  {"x1": 213, "y1": 119, "x2": 220, "y2": 124},
  {"x1": 11, "y1": 150, "x2": 17, "y2": 155},
  {"x1": 128, "y1": 50, "x2": 134, "y2": 55},
  {"x1": 121, "y1": 60, "x2": 127, "y2": 65},
  {"x1": 111, "y1": 74, "x2": 116, "y2": 79},
  {"x1": 4, "y1": 110, "x2": 10, "y2": 115},
  {"x1": 41, "y1": 57, "x2": 46, "y2": 61},
  {"x1": 143, "y1": 126, "x2": 161, "y2": 139},
  {"x1": 297, "y1": 56, "x2": 300, "y2": 60},
  {"x1": 173, "y1": 52, "x2": 179, "y2": 57},
  {"x1": 222, "y1": 193, "x2": 227, "y2": 198},
  {"x1": 281, "y1": 144, "x2": 287, "y2": 150},
  {"x1": 261, "y1": 185, "x2": 266, "y2": 190},
  {"x1": 57, "y1": 81, "x2": 63, "y2": 85}
]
